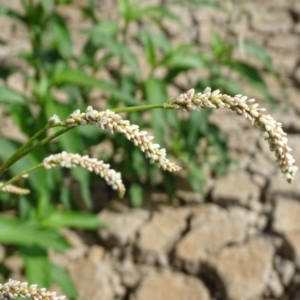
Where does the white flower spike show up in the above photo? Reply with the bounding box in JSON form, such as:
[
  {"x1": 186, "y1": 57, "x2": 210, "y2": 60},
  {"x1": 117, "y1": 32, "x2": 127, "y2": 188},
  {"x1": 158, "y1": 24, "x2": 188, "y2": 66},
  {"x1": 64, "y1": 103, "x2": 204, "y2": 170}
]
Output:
[{"x1": 170, "y1": 87, "x2": 298, "y2": 183}]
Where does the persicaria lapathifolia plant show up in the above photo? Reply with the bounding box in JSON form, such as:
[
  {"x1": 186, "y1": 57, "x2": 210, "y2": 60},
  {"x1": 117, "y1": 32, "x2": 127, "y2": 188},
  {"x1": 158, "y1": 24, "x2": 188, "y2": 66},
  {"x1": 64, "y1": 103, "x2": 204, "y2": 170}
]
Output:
[{"x1": 0, "y1": 87, "x2": 297, "y2": 198}]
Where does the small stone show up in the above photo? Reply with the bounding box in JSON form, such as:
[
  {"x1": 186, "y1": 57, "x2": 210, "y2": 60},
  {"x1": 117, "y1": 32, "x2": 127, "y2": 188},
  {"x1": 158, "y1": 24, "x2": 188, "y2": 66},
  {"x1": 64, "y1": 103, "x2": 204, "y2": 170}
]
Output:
[
  {"x1": 215, "y1": 237, "x2": 274, "y2": 300},
  {"x1": 4, "y1": 255, "x2": 23, "y2": 274},
  {"x1": 251, "y1": 9, "x2": 292, "y2": 33},
  {"x1": 131, "y1": 271, "x2": 210, "y2": 300},
  {"x1": 117, "y1": 259, "x2": 140, "y2": 288},
  {"x1": 267, "y1": 34, "x2": 300, "y2": 51},
  {"x1": 268, "y1": 171, "x2": 300, "y2": 198},
  {"x1": 227, "y1": 129, "x2": 260, "y2": 154},
  {"x1": 176, "y1": 190, "x2": 204, "y2": 203},
  {"x1": 275, "y1": 256, "x2": 295, "y2": 286},
  {"x1": 285, "y1": 232, "x2": 300, "y2": 268},
  {"x1": 247, "y1": 226, "x2": 258, "y2": 237},
  {"x1": 252, "y1": 173, "x2": 267, "y2": 188},
  {"x1": 212, "y1": 170, "x2": 260, "y2": 206},
  {"x1": 257, "y1": 215, "x2": 268, "y2": 230},
  {"x1": 136, "y1": 207, "x2": 191, "y2": 265},
  {"x1": 288, "y1": 88, "x2": 300, "y2": 114},
  {"x1": 209, "y1": 109, "x2": 246, "y2": 135},
  {"x1": 0, "y1": 245, "x2": 5, "y2": 261},
  {"x1": 272, "y1": 197, "x2": 300, "y2": 233},
  {"x1": 248, "y1": 152, "x2": 275, "y2": 178},
  {"x1": 175, "y1": 204, "x2": 248, "y2": 273},
  {"x1": 98, "y1": 207, "x2": 149, "y2": 246},
  {"x1": 88, "y1": 245, "x2": 106, "y2": 262},
  {"x1": 268, "y1": 49, "x2": 298, "y2": 75},
  {"x1": 266, "y1": 269, "x2": 284, "y2": 298},
  {"x1": 68, "y1": 257, "x2": 124, "y2": 300},
  {"x1": 293, "y1": 1, "x2": 300, "y2": 14}
]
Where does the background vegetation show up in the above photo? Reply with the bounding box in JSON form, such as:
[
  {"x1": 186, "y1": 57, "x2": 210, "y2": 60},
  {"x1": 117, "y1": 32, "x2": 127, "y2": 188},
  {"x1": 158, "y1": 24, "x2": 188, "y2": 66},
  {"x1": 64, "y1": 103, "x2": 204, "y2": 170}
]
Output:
[{"x1": 0, "y1": 0, "x2": 279, "y2": 298}]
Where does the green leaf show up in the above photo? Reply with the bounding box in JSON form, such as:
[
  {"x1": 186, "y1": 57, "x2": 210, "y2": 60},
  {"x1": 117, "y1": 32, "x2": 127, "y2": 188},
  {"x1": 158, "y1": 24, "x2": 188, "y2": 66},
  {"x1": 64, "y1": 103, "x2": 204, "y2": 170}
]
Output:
[
  {"x1": 136, "y1": 31, "x2": 165, "y2": 67},
  {"x1": 52, "y1": 68, "x2": 134, "y2": 103},
  {"x1": 41, "y1": 211, "x2": 106, "y2": 229},
  {"x1": 228, "y1": 61, "x2": 277, "y2": 106},
  {"x1": 45, "y1": 99, "x2": 93, "y2": 209},
  {"x1": 243, "y1": 41, "x2": 276, "y2": 73},
  {"x1": 211, "y1": 33, "x2": 233, "y2": 61},
  {"x1": 0, "y1": 215, "x2": 69, "y2": 251},
  {"x1": 141, "y1": 6, "x2": 183, "y2": 26},
  {"x1": 0, "y1": 85, "x2": 29, "y2": 104},
  {"x1": 162, "y1": 46, "x2": 205, "y2": 69},
  {"x1": 88, "y1": 28, "x2": 140, "y2": 76},
  {"x1": 83, "y1": 20, "x2": 119, "y2": 38},
  {"x1": 179, "y1": 153, "x2": 205, "y2": 194},
  {"x1": 52, "y1": 68, "x2": 111, "y2": 89},
  {"x1": 51, "y1": 264, "x2": 77, "y2": 298},
  {"x1": 80, "y1": 1, "x2": 98, "y2": 23},
  {"x1": 174, "y1": 0, "x2": 222, "y2": 9},
  {"x1": 57, "y1": 127, "x2": 92, "y2": 208},
  {"x1": 117, "y1": 0, "x2": 141, "y2": 22},
  {"x1": 144, "y1": 32, "x2": 156, "y2": 67},
  {"x1": 8, "y1": 103, "x2": 38, "y2": 138},
  {"x1": 186, "y1": 111, "x2": 203, "y2": 150},
  {"x1": 41, "y1": 0, "x2": 55, "y2": 10},
  {"x1": 20, "y1": 246, "x2": 50, "y2": 287},
  {"x1": 229, "y1": 61, "x2": 265, "y2": 84},
  {"x1": 144, "y1": 77, "x2": 167, "y2": 144},
  {"x1": 50, "y1": 12, "x2": 72, "y2": 57},
  {"x1": 129, "y1": 183, "x2": 143, "y2": 207},
  {"x1": 137, "y1": 31, "x2": 172, "y2": 56},
  {"x1": 203, "y1": 76, "x2": 242, "y2": 95},
  {"x1": 0, "y1": 135, "x2": 44, "y2": 191},
  {"x1": 132, "y1": 149, "x2": 147, "y2": 179}
]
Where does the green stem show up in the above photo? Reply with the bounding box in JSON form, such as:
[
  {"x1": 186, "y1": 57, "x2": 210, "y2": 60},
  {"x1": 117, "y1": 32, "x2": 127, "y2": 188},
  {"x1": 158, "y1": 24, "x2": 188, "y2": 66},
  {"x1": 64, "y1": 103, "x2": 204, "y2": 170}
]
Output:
[
  {"x1": 0, "y1": 126, "x2": 49, "y2": 177},
  {"x1": 14, "y1": 127, "x2": 74, "y2": 162},
  {"x1": 15, "y1": 104, "x2": 173, "y2": 159},
  {"x1": 0, "y1": 102, "x2": 175, "y2": 178},
  {"x1": 0, "y1": 164, "x2": 43, "y2": 191},
  {"x1": 112, "y1": 103, "x2": 173, "y2": 113}
]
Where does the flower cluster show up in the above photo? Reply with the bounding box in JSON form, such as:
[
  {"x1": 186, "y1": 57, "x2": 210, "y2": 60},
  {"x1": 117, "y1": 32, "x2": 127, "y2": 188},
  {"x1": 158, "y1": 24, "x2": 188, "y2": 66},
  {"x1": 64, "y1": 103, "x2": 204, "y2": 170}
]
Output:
[
  {"x1": 63, "y1": 107, "x2": 181, "y2": 172},
  {"x1": 43, "y1": 151, "x2": 125, "y2": 198},
  {"x1": 0, "y1": 279, "x2": 66, "y2": 300},
  {"x1": 170, "y1": 87, "x2": 298, "y2": 183},
  {"x1": 47, "y1": 114, "x2": 61, "y2": 125},
  {"x1": 0, "y1": 182, "x2": 30, "y2": 195}
]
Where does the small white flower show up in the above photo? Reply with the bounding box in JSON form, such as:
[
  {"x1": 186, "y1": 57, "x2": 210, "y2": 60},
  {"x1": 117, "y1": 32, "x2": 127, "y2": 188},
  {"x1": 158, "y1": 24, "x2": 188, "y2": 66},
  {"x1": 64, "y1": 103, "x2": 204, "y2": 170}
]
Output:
[{"x1": 48, "y1": 114, "x2": 61, "y2": 125}]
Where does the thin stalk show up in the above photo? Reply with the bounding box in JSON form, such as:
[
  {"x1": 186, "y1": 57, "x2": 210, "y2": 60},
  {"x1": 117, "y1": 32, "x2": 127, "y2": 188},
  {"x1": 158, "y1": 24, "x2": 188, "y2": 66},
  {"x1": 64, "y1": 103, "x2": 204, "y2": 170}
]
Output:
[
  {"x1": 0, "y1": 126, "x2": 49, "y2": 177},
  {"x1": 0, "y1": 164, "x2": 43, "y2": 191},
  {"x1": 13, "y1": 127, "x2": 74, "y2": 163},
  {"x1": 14, "y1": 104, "x2": 174, "y2": 160},
  {"x1": 112, "y1": 103, "x2": 173, "y2": 113},
  {"x1": 0, "y1": 102, "x2": 174, "y2": 178}
]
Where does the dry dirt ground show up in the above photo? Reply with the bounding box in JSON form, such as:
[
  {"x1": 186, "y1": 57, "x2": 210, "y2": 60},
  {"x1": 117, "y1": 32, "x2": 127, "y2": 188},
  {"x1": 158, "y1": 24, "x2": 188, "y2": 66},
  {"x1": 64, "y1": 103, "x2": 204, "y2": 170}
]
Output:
[{"x1": 1, "y1": 1, "x2": 300, "y2": 300}]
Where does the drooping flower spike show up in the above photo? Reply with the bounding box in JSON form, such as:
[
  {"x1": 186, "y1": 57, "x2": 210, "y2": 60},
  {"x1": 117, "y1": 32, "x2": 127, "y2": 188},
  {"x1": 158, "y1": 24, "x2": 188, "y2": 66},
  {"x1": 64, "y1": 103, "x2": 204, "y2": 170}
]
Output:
[
  {"x1": 169, "y1": 87, "x2": 298, "y2": 183},
  {"x1": 43, "y1": 151, "x2": 126, "y2": 198},
  {"x1": 0, "y1": 183, "x2": 30, "y2": 195},
  {"x1": 45, "y1": 87, "x2": 297, "y2": 186},
  {"x1": 63, "y1": 107, "x2": 181, "y2": 173},
  {"x1": 0, "y1": 279, "x2": 66, "y2": 300}
]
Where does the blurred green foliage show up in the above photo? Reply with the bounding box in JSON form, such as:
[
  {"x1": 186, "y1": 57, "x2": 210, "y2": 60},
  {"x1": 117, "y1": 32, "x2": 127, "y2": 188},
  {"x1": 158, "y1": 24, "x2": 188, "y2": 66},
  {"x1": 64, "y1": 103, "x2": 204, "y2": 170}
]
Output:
[{"x1": 0, "y1": 0, "x2": 279, "y2": 297}]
